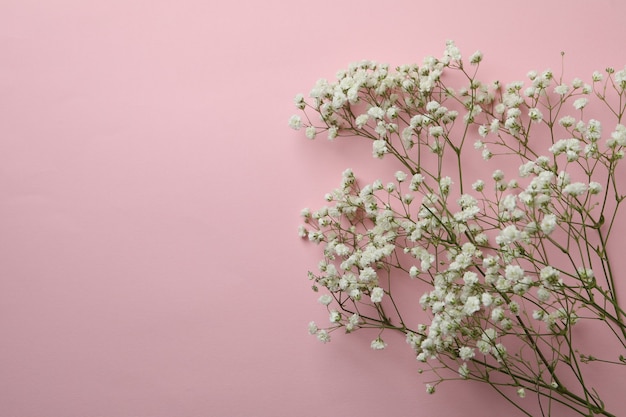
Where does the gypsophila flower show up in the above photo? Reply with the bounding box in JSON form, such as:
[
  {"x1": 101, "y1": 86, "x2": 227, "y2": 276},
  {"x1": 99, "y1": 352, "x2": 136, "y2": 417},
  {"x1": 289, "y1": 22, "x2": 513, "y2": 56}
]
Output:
[
  {"x1": 372, "y1": 140, "x2": 388, "y2": 158},
  {"x1": 368, "y1": 106, "x2": 385, "y2": 119},
  {"x1": 496, "y1": 225, "x2": 522, "y2": 245},
  {"x1": 355, "y1": 114, "x2": 369, "y2": 128},
  {"x1": 554, "y1": 84, "x2": 570, "y2": 95},
  {"x1": 305, "y1": 126, "x2": 317, "y2": 139},
  {"x1": 289, "y1": 115, "x2": 302, "y2": 130},
  {"x1": 395, "y1": 171, "x2": 408, "y2": 182},
  {"x1": 469, "y1": 50, "x2": 483, "y2": 64},
  {"x1": 316, "y1": 329, "x2": 330, "y2": 343},
  {"x1": 371, "y1": 337, "x2": 387, "y2": 350},
  {"x1": 588, "y1": 182, "x2": 602, "y2": 194},
  {"x1": 528, "y1": 108, "x2": 543, "y2": 122},
  {"x1": 294, "y1": 44, "x2": 626, "y2": 417},
  {"x1": 608, "y1": 124, "x2": 626, "y2": 148},
  {"x1": 615, "y1": 67, "x2": 626, "y2": 88},
  {"x1": 562, "y1": 182, "x2": 587, "y2": 196},
  {"x1": 472, "y1": 179, "x2": 485, "y2": 192},
  {"x1": 318, "y1": 294, "x2": 333, "y2": 305},
  {"x1": 370, "y1": 287, "x2": 384, "y2": 303},
  {"x1": 573, "y1": 98, "x2": 588, "y2": 110},
  {"x1": 541, "y1": 214, "x2": 557, "y2": 235}
]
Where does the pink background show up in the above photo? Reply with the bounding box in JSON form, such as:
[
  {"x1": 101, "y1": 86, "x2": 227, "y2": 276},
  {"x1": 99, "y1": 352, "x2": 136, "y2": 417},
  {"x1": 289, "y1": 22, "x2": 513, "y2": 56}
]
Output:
[{"x1": 1, "y1": 1, "x2": 626, "y2": 416}]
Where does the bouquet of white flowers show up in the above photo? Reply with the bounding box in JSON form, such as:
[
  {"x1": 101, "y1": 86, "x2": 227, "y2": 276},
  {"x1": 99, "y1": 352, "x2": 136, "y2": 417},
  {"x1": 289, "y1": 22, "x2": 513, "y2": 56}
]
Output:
[{"x1": 291, "y1": 41, "x2": 626, "y2": 417}]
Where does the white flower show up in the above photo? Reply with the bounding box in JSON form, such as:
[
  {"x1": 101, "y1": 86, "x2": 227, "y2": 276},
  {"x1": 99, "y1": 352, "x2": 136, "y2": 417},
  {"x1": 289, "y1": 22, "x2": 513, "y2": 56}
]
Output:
[
  {"x1": 559, "y1": 115, "x2": 576, "y2": 127},
  {"x1": 329, "y1": 310, "x2": 341, "y2": 322},
  {"x1": 615, "y1": 67, "x2": 626, "y2": 88},
  {"x1": 439, "y1": 176, "x2": 452, "y2": 194},
  {"x1": 459, "y1": 346, "x2": 475, "y2": 360},
  {"x1": 537, "y1": 286, "x2": 551, "y2": 302},
  {"x1": 327, "y1": 126, "x2": 338, "y2": 140},
  {"x1": 472, "y1": 180, "x2": 485, "y2": 192},
  {"x1": 500, "y1": 194, "x2": 517, "y2": 212},
  {"x1": 528, "y1": 107, "x2": 543, "y2": 122},
  {"x1": 491, "y1": 307, "x2": 505, "y2": 321},
  {"x1": 517, "y1": 388, "x2": 526, "y2": 398},
  {"x1": 554, "y1": 84, "x2": 569, "y2": 95},
  {"x1": 308, "y1": 321, "x2": 318, "y2": 335},
  {"x1": 588, "y1": 182, "x2": 602, "y2": 194},
  {"x1": 459, "y1": 363, "x2": 469, "y2": 378},
  {"x1": 482, "y1": 292, "x2": 493, "y2": 307},
  {"x1": 372, "y1": 140, "x2": 388, "y2": 158},
  {"x1": 294, "y1": 93, "x2": 306, "y2": 109},
  {"x1": 469, "y1": 50, "x2": 483, "y2": 64},
  {"x1": 359, "y1": 267, "x2": 378, "y2": 282},
  {"x1": 496, "y1": 225, "x2": 522, "y2": 245},
  {"x1": 505, "y1": 264, "x2": 525, "y2": 282},
  {"x1": 370, "y1": 287, "x2": 384, "y2": 303},
  {"x1": 463, "y1": 271, "x2": 479, "y2": 285},
  {"x1": 346, "y1": 313, "x2": 360, "y2": 332},
  {"x1": 316, "y1": 329, "x2": 331, "y2": 343},
  {"x1": 562, "y1": 182, "x2": 587, "y2": 196},
  {"x1": 463, "y1": 296, "x2": 481, "y2": 315},
  {"x1": 540, "y1": 266, "x2": 562, "y2": 289},
  {"x1": 355, "y1": 114, "x2": 369, "y2": 128},
  {"x1": 573, "y1": 98, "x2": 588, "y2": 110},
  {"x1": 305, "y1": 126, "x2": 317, "y2": 139},
  {"x1": 395, "y1": 171, "x2": 408, "y2": 182},
  {"x1": 371, "y1": 337, "x2": 387, "y2": 350},
  {"x1": 289, "y1": 115, "x2": 302, "y2": 130},
  {"x1": 318, "y1": 294, "x2": 333, "y2": 305},
  {"x1": 540, "y1": 214, "x2": 557, "y2": 235},
  {"x1": 367, "y1": 106, "x2": 385, "y2": 119},
  {"x1": 608, "y1": 124, "x2": 626, "y2": 148}
]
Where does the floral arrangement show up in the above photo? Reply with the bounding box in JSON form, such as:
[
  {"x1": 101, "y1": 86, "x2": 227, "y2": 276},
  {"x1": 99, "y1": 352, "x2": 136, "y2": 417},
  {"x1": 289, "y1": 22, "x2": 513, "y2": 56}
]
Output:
[{"x1": 290, "y1": 41, "x2": 626, "y2": 417}]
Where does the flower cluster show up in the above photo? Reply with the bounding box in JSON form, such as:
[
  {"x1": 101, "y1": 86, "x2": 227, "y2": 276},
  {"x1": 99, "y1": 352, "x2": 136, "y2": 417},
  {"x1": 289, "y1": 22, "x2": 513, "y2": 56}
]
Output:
[{"x1": 291, "y1": 42, "x2": 626, "y2": 417}]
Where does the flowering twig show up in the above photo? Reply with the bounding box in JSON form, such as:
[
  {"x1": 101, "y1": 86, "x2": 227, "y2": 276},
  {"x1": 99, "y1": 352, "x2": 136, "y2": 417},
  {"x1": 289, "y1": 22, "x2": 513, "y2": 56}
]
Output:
[{"x1": 291, "y1": 41, "x2": 625, "y2": 416}]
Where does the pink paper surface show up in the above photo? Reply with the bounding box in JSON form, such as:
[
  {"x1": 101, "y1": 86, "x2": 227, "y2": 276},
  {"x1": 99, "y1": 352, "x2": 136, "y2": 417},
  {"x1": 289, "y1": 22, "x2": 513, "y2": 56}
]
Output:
[{"x1": 2, "y1": 1, "x2": 626, "y2": 416}]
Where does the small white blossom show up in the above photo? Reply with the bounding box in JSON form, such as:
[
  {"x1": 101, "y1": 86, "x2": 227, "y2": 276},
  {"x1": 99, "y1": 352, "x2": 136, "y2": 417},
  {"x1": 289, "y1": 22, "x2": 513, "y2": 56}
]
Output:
[
  {"x1": 370, "y1": 287, "x2": 384, "y2": 303},
  {"x1": 316, "y1": 329, "x2": 331, "y2": 343},
  {"x1": 372, "y1": 140, "x2": 388, "y2": 158},
  {"x1": 463, "y1": 296, "x2": 481, "y2": 316},
  {"x1": 573, "y1": 98, "x2": 588, "y2": 110},
  {"x1": 318, "y1": 294, "x2": 333, "y2": 305},
  {"x1": 541, "y1": 214, "x2": 557, "y2": 235},
  {"x1": 528, "y1": 107, "x2": 543, "y2": 122},
  {"x1": 469, "y1": 50, "x2": 483, "y2": 64},
  {"x1": 395, "y1": 171, "x2": 408, "y2": 182},
  {"x1": 554, "y1": 84, "x2": 569, "y2": 95},
  {"x1": 496, "y1": 225, "x2": 522, "y2": 245},
  {"x1": 371, "y1": 337, "x2": 387, "y2": 350},
  {"x1": 305, "y1": 126, "x2": 317, "y2": 139},
  {"x1": 289, "y1": 115, "x2": 302, "y2": 130},
  {"x1": 472, "y1": 180, "x2": 485, "y2": 192},
  {"x1": 562, "y1": 182, "x2": 587, "y2": 196},
  {"x1": 367, "y1": 106, "x2": 385, "y2": 119},
  {"x1": 355, "y1": 114, "x2": 369, "y2": 128}
]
